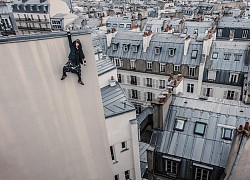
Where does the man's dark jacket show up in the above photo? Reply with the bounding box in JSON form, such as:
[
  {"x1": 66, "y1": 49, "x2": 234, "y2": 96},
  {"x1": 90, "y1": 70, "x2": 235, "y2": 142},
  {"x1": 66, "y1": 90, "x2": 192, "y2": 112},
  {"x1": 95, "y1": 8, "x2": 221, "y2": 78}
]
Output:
[{"x1": 67, "y1": 34, "x2": 85, "y2": 65}]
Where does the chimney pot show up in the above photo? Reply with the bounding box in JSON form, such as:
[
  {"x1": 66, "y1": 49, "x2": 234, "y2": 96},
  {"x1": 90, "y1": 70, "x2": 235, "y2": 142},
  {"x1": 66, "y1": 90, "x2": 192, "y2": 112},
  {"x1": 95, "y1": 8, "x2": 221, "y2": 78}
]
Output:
[
  {"x1": 158, "y1": 95, "x2": 166, "y2": 103},
  {"x1": 238, "y1": 124, "x2": 243, "y2": 131},
  {"x1": 244, "y1": 122, "x2": 249, "y2": 131}
]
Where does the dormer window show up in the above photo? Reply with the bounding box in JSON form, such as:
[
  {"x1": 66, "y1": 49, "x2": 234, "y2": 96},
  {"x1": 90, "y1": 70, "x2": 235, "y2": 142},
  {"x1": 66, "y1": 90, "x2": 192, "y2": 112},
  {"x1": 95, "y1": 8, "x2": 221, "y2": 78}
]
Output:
[
  {"x1": 123, "y1": 44, "x2": 129, "y2": 52},
  {"x1": 174, "y1": 117, "x2": 187, "y2": 131},
  {"x1": 147, "y1": 62, "x2": 152, "y2": 70},
  {"x1": 130, "y1": 60, "x2": 135, "y2": 69},
  {"x1": 234, "y1": 54, "x2": 242, "y2": 61},
  {"x1": 112, "y1": 43, "x2": 119, "y2": 51},
  {"x1": 106, "y1": 23, "x2": 111, "y2": 27},
  {"x1": 119, "y1": 24, "x2": 124, "y2": 28},
  {"x1": 229, "y1": 73, "x2": 239, "y2": 83},
  {"x1": 23, "y1": 5, "x2": 26, "y2": 11},
  {"x1": 17, "y1": 5, "x2": 20, "y2": 10},
  {"x1": 194, "y1": 122, "x2": 206, "y2": 136},
  {"x1": 194, "y1": 29, "x2": 198, "y2": 34},
  {"x1": 169, "y1": 48, "x2": 176, "y2": 56},
  {"x1": 208, "y1": 70, "x2": 216, "y2": 81},
  {"x1": 112, "y1": 23, "x2": 117, "y2": 28},
  {"x1": 43, "y1": 5, "x2": 47, "y2": 12},
  {"x1": 126, "y1": 24, "x2": 131, "y2": 28},
  {"x1": 37, "y1": 5, "x2": 40, "y2": 11},
  {"x1": 222, "y1": 128, "x2": 233, "y2": 140},
  {"x1": 191, "y1": 50, "x2": 198, "y2": 59},
  {"x1": 155, "y1": 46, "x2": 161, "y2": 54},
  {"x1": 30, "y1": 5, "x2": 33, "y2": 11},
  {"x1": 212, "y1": 52, "x2": 218, "y2": 59},
  {"x1": 132, "y1": 45, "x2": 138, "y2": 53},
  {"x1": 183, "y1": 28, "x2": 187, "y2": 34}
]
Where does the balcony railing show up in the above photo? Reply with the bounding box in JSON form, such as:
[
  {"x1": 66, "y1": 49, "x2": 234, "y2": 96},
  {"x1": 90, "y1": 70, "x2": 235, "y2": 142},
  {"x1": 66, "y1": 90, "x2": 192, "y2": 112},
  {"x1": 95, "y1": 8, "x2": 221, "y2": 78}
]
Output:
[
  {"x1": 16, "y1": 18, "x2": 50, "y2": 24},
  {"x1": 130, "y1": 80, "x2": 137, "y2": 85},
  {"x1": 18, "y1": 26, "x2": 51, "y2": 31}
]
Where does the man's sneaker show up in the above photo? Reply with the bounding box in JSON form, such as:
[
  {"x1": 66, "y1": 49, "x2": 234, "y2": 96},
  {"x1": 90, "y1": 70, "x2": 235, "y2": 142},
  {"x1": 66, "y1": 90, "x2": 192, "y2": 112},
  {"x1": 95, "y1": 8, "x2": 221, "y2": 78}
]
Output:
[
  {"x1": 61, "y1": 75, "x2": 67, "y2": 80},
  {"x1": 78, "y1": 80, "x2": 84, "y2": 85}
]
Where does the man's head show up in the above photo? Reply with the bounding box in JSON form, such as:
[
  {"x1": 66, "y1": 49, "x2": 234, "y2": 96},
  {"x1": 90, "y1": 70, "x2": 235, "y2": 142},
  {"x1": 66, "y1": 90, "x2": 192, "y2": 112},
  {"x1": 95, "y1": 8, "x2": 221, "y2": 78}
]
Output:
[{"x1": 73, "y1": 39, "x2": 81, "y2": 49}]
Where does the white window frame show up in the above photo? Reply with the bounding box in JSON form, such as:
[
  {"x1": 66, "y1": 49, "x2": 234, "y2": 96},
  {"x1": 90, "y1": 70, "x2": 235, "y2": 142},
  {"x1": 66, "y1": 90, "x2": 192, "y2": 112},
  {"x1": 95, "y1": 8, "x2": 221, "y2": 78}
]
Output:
[
  {"x1": 169, "y1": 48, "x2": 175, "y2": 56},
  {"x1": 146, "y1": 92, "x2": 153, "y2": 101},
  {"x1": 174, "y1": 65, "x2": 180, "y2": 72},
  {"x1": 125, "y1": 170, "x2": 130, "y2": 180},
  {"x1": 222, "y1": 128, "x2": 233, "y2": 140},
  {"x1": 121, "y1": 141, "x2": 128, "y2": 151},
  {"x1": 187, "y1": 83, "x2": 194, "y2": 93},
  {"x1": 112, "y1": 43, "x2": 118, "y2": 51},
  {"x1": 131, "y1": 89, "x2": 138, "y2": 99},
  {"x1": 242, "y1": 29, "x2": 248, "y2": 38},
  {"x1": 183, "y1": 28, "x2": 187, "y2": 34},
  {"x1": 194, "y1": 29, "x2": 198, "y2": 34},
  {"x1": 194, "y1": 122, "x2": 206, "y2": 136},
  {"x1": 191, "y1": 50, "x2": 198, "y2": 59},
  {"x1": 146, "y1": 78, "x2": 152, "y2": 87},
  {"x1": 147, "y1": 61, "x2": 152, "y2": 70},
  {"x1": 208, "y1": 70, "x2": 216, "y2": 81},
  {"x1": 160, "y1": 63, "x2": 166, "y2": 72},
  {"x1": 130, "y1": 60, "x2": 135, "y2": 69},
  {"x1": 212, "y1": 52, "x2": 218, "y2": 59},
  {"x1": 234, "y1": 54, "x2": 242, "y2": 61},
  {"x1": 217, "y1": 28, "x2": 223, "y2": 37},
  {"x1": 132, "y1": 45, "x2": 138, "y2": 53},
  {"x1": 110, "y1": 146, "x2": 116, "y2": 163},
  {"x1": 159, "y1": 80, "x2": 165, "y2": 89},
  {"x1": 165, "y1": 160, "x2": 178, "y2": 174},
  {"x1": 226, "y1": 90, "x2": 235, "y2": 100},
  {"x1": 224, "y1": 53, "x2": 231, "y2": 60},
  {"x1": 119, "y1": 24, "x2": 124, "y2": 28},
  {"x1": 123, "y1": 44, "x2": 129, "y2": 52},
  {"x1": 229, "y1": 73, "x2": 239, "y2": 83},
  {"x1": 194, "y1": 167, "x2": 210, "y2": 180},
  {"x1": 174, "y1": 118, "x2": 186, "y2": 131},
  {"x1": 155, "y1": 47, "x2": 161, "y2": 54},
  {"x1": 189, "y1": 67, "x2": 195, "y2": 77}
]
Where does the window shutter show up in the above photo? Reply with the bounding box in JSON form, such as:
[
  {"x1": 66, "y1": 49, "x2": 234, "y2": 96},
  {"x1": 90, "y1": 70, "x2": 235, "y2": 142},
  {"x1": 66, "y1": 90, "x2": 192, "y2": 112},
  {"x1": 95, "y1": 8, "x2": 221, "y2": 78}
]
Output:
[
  {"x1": 202, "y1": 88, "x2": 207, "y2": 96},
  {"x1": 155, "y1": 80, "x2": 159, "y2": 89},
  {"x1": 210, "y1": 88, "x2": 213, "y2": 97},
  {"x1": 138, "y1": 91, "x2": 141, "y2": 100},
  {"x1": 152, "y1": 93, "x2": 155, "y2": 100},
  {"x1": 143, "y1": 78, "x2": 146, "y2": 86},
  {"x1": 195, "y1": 66, "x2": 199, "y2": 78},
  {"x1": 127, "y1": 76, "x2": 130, "y2": 84},
  {"x1": 223, "y1": 91, "x2": 227, "y2": 99},
  {"x1": 152, "y1": 79, "x2": 155, "y2": 88},
  {"x1": 234, "y1": 92, "x2": 239, "y2": 100},
  {"x1": 128, "y1": 89, "x2": 131, "y2": 98},
  {"x1": 121, "y1": 75, "x2": 124, "y2": 83},
  {"x1": 144, "y1": 92, "x2": 147, "y2": 101},
  {"x1": 137, "y1": 77, "x2": 140, "y2": 85},
  {"x1": 181, "y1": 65, "x2": 189, "y2": 77}
]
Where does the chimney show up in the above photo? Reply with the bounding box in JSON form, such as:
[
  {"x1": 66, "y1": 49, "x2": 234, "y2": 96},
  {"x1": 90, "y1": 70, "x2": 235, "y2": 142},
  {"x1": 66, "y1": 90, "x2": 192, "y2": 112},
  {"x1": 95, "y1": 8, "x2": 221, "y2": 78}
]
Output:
[
  {"x1": 143, "y1": 31, "x2": 153, "y2": 53},
  {"x1": 151, "y1": 93, "x2": 173, "y2": 130},
  {"x1": 106, "y1": 28, "x2": 117, "y2": 47},
  {"x1": 229, "y1": 30, "x2": 234, "y2": 41},
  {"x1": 109, "y1": 76, "x2": 116, "y2": 87},
  {"x1": 184, "y1": 35, "x2": 191, "y2": 56}
]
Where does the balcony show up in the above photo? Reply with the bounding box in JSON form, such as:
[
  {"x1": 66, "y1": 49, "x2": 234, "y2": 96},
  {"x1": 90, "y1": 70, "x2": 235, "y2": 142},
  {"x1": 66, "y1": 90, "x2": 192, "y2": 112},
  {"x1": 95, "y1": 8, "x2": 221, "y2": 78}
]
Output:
[
  {"x1": 146, "y1": 84, "x2": 152, "y2": 87},
  {"x1": 18, "y1": 26, "x2": 51, "y2": 32},
  {"x1": 130, "y1": 80, "x2": 137, "y2": 85},
  {"x1": 16, "y1": 18, "x2": 50, "y2": 24}
]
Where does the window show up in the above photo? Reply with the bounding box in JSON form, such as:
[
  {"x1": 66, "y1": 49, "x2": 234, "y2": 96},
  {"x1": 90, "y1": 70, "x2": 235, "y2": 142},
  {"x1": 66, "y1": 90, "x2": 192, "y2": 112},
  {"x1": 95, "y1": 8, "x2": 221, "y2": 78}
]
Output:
[
  {"x1": 194, "y1": 122, "x2": 206, "y2": 136},
  {"x1": 202, "y1": 87, "x2": 213, "y2": 97},
  {"x1": 146, "y1": 92, "x2": 153, "y2": 101},
  {"x1": 17, "y1": 5, "x2": 20, "y2": 10},
  {"x1": 174, "y1": 65, "x2": 180, "y2": 72},
  {"x1": 212, "y1": 52, "x2": 218, "y2": 59},
  {"x1": 222, "y1": 128, "x2": 233, "y2": 140},
  {"x1": 189, "y1": 67, "x2": 195, "y2": 77},
  {"x1": 114, "y1": 174, "x2": 119, "y2": 180},
  {"x1": 230, "y1": 29, "x2": 235, "y2": 37},
  {"x1": 242, "y1": 29, "x2": 248, "y2": 38},
  {"x1": 165, "y1": 160, "x2": 178, "y2": 175},
  {"x1": 31, "y1": 15, "x2": 33, "y2": 20},
  {"x1": 118, "y1": 74, "x2": 122, "y2": 83},
  {"x1": 37, "y1": 5, "x2": 40, "y2": 11},
  {"x1": 160, "y1": 63, "x2": 166, "y2": 72},
  {"x1": 146, "y1": 26, "x2": 151, "y2": 31},
  {"x1": 134, "y1": 104, "x2": 142, "y2": 114},
  {"x1": 183, "y1": 28, "x2": 187, "y2": 34},
  {"x1": 37, "y1": 15, "x2": 40, "y2": 21},
  {"x1": 130, "y1": 60, "x2": 135, "y2": 69},
  {"x1": 226, "y1": 91, "x2": 235, "y2": 100},
  {"x1": 159, "y1": 80, "x2": 165, "y2": 89},
  {"x1": 174, "y1": 118, "x2": 186, "y2": 131},
  {"x1": 191, "y1": 50, "x2": 198, "y2": 59},
  {"x1": 30, "y1": 5, "x2": 33, "y2": 11},
  {"x1": 112, "y1": 58, "x2": 122, "y2": 67},
  {"x1": 155, "y1": 47, "x2": 161, "y2": 54},
  {"x1": 121, "y1": 141, "x2": 128, "y2": 151},
  {"x1": 112, "y1": 23, "x2": 117, "y2": 28},
  {"x1": 125, "y1": 170, "x2": 130, "y2": 180},
  {"x1": 106, "y1": 23, "x2": 111, "y2": 27},
  {"x1": 147, "y1": 62, "x2": 152, "y2": 70},
  {"x1": 130, "y1": 76, "x2": 137, "y2": 85},
  {"x1": 187, "y1": 83, "x2": 194, "y2": 93},
  {"x1": 119, "y1": 24, "x2": 124, "y2": 28},
  {"x1": 126, "y1": 24, "x2": 131, "y2": 28},
  {"x1": 132, "y1": 89, "x2": 138, "y2": 99},
  {"x1": 234, "y1": 54, "x2": 242, "y2": 61},
  {"x1": 194, "y1": 29, "x2": 198, "y2": 34},
  {"x1": 169, "y1": 48, "x2": 175, "y2": 56},
  {"x1": 194, "y1": 167, "x2": 211, "y2": 180},
  {"x1": 132, "y1": 45, "x2": 138, "y2": 53},
  {"x1": 217, "y1": 28, "x2": 223, "y2": 37},
  {"x1": 123, "y1": 44, "x2": 129, "y2": 52},
  {"x1": 112, "y1": 43, "x2": 118, "y2": 51},
  {"x1": 208, "y1": 70, "x2": 216, "y2": 81},
  {"x1": 229, "y1": 73, "x2": 239, "y2": 83},
  {"x1": 110, "y1": 146, "x2": 116, "y2": 162},
  {"x1": 224, "y1": 53, "x2": 231, "y2": 60},
  {"x1": 146, "y1": 78, "x2": 152, "y2": 87},
  {"x1": 23, "y1": 5, "x2": 26, "y2": 11}
]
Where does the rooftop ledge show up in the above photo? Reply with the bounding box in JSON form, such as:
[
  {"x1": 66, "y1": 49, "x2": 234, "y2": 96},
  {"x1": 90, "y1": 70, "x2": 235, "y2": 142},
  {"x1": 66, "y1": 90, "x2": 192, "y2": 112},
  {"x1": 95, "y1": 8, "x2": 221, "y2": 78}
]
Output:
[{"x1": 0, "y1": 30, "x2": 91, "y2": 44}]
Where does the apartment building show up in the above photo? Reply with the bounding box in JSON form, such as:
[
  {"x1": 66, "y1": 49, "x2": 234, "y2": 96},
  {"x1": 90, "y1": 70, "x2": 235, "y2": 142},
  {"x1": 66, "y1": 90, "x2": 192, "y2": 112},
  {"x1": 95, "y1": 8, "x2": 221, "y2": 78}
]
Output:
[
  {"x1": 147, "y1": 93, "x2": 250, "y2": 180},
  {"x1": 97, "y1": 58, "x2": 141, "y2": 180}
]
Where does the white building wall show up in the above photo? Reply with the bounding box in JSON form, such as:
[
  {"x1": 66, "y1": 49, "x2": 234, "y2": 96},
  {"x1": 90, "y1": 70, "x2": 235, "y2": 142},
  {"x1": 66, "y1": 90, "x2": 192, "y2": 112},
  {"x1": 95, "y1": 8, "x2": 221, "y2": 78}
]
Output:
[
  {"x1": 106, "y1": 111, "x2": 141, "y2": 180},
  {"x1": 98, "y1": 68, "x2": 118, "y2": 88},
  {"x1": 183, "y1": 78, "x2": 199, "y2": 95}
]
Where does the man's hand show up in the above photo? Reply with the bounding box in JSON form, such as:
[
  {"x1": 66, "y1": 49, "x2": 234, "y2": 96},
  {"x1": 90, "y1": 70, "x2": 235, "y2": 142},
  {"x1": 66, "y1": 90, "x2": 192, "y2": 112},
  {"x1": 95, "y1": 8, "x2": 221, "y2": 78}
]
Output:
[{"x1": 83, "y1": 60, "x2": 87, "y2": 66}]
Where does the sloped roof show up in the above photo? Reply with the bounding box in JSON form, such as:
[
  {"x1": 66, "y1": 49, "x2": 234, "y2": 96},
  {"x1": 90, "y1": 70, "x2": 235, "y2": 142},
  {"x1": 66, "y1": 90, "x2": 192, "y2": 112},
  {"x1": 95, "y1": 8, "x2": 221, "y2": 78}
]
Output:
[{"x1": 157, "y1": 94, "x2": 250, "y2": 168}]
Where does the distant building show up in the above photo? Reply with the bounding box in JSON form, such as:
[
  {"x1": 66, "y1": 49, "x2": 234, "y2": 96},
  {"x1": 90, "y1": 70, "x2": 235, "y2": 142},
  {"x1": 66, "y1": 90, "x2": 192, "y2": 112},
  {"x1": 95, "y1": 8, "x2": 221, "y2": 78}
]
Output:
[
  {"x1": 0, "y1": 1, "x2": 18, "y2": 36},
  {"x1": 147, "y1": 93, "x2": 250, "y2": 180}
]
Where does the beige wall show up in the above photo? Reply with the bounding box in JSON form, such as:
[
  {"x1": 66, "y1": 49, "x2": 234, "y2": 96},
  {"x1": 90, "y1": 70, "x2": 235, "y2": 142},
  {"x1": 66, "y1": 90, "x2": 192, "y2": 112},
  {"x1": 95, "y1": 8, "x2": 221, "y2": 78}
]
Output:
[{"x1": 0, "y1": 32, "x2": 113, "y2": 180}]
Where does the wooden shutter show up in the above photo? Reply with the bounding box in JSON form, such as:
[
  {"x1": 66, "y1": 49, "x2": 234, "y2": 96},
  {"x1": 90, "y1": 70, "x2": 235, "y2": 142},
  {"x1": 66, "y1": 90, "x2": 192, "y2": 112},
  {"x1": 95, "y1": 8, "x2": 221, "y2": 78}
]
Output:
[
  {"x1": 195, "y1": 66, "x2": 199, "y2": 78},
  {"x1": 166, "y1": 63, "x2": 174, "y2": 75},
  {"x1": 180, "y1": 65, "x2": 189, "y2": 77}
]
